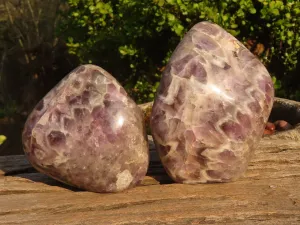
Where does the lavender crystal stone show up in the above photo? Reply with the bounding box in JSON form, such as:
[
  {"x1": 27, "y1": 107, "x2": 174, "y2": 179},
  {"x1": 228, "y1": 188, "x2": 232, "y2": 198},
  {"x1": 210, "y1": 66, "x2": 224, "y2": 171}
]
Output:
[
  {"x1": 22, "y1": 65, "x2": 149, "y2": 192},
  {"x1": 150, "y1": 22, "x2": 274, "y2": 183}
]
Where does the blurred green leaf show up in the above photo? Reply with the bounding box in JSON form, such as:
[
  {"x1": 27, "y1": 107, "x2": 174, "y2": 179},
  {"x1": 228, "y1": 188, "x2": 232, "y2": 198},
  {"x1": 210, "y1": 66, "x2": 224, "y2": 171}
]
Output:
[
  {"x1": 0, "y1": 135, "x2": 7, "y2": 145},
  {"x1": 57, "y1": 0, "x2": 300, "y2": 103},
  {"x1": 272, "y1": 9, "x2": 280, "y2": 16},
  {"x1": 250, "y1": 8, "x2": 256, "y2": 14}
]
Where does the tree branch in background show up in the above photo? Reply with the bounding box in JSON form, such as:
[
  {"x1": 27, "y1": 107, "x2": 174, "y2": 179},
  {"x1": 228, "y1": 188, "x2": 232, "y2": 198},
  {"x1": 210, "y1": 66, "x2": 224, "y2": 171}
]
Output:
[{"x1": 4, "y1": 0, "x2": 30, "y2": 64}]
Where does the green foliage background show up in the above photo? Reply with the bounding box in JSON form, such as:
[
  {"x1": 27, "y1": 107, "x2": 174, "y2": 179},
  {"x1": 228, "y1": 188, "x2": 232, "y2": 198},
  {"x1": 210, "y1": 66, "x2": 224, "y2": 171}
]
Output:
[
  {"x1": 0, "y1": 0, "x2": 299, "y2": 156},
  {"x1": 57, "y1": 0, "x2": 300, "y2": 103}
]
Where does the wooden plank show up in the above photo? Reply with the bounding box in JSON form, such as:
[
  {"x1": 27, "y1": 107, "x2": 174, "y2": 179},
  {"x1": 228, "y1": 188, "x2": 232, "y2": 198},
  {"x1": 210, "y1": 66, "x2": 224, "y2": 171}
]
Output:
[
  {"x1": 1, "y1": 138, "x2": 300, "y2": 182},
  {"x1": 0, "y1": 155, "x2": 34, "y2": 176},
  {"x1": 0, "y1": 177, "x2": 299, "y2": 225},
  {"x1": 1, "y1": 140, "x2": 300, "y2": 194},
  {"x1": 0, "y1": 132, "x2": 300, "y2": 224}
]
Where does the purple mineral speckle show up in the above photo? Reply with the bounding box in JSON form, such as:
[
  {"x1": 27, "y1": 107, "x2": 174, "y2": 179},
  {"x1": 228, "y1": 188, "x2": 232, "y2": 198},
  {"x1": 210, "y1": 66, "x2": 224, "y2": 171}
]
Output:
[{"x1": 47, "y1": 131, "x2": 66, "y2": 147}]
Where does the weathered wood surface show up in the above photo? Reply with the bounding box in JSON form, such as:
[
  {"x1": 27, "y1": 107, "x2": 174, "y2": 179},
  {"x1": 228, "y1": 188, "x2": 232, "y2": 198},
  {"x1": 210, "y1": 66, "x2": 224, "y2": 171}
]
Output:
[{"x1": 1, "y1": 131, "x2": 300, "y2": 225}]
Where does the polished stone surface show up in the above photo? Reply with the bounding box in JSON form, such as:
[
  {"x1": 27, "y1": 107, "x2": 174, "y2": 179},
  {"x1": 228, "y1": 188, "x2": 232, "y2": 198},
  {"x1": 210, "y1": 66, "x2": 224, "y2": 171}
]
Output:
[
  {"x1": 150, "y1": 21, "x2": 274, "y2": 183},
  {"x1": 22, "y1": 65, "x2": 149, "y2": 192}
]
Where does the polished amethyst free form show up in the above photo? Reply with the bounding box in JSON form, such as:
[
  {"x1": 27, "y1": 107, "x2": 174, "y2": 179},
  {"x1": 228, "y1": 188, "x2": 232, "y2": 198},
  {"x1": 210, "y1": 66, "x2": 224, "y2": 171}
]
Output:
[
  {"x1": 150, "y1": 22, "x2": 274, "y2": 183},
  {"x1": 22, "y1": 65, "x2": 149, "y2": 192}
]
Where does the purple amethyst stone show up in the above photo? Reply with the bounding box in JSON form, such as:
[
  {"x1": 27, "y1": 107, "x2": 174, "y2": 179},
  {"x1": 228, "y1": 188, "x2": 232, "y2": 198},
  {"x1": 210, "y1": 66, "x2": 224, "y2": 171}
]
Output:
[
  {"x1": 22, "y1": 65, "x2": 149, "y2": 192},
  {"x1": 150, "y1": 21, "x2": 274, "y2": 183}
]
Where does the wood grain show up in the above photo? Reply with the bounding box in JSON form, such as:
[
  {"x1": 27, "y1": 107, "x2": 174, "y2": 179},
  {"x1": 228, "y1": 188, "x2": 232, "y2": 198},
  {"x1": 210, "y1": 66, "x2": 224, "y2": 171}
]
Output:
[{"x1": 1, "y1": 132, "x2": 300, "y2": 225}]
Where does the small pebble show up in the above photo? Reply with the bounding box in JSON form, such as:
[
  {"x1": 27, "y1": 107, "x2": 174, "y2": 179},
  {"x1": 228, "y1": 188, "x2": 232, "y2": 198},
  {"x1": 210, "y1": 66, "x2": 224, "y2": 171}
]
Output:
[
  {"x1": 274, "y1": 120, "x2": 293, "y2": 131},
  {"x1": 263, "y1": 129, "x2": 274, "y2": 135},
  {"x1": 265, "y1": 122, "x2": 275, "y2": 131}
]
